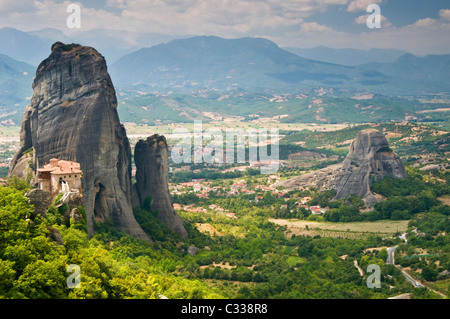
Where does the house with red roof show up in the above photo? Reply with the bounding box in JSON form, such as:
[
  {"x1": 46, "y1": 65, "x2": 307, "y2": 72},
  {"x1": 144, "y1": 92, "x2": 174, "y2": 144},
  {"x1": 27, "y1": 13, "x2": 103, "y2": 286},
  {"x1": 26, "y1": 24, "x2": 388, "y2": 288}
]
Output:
[{"x1": 37, "y1": 158, "x2": 82, "y2": 201}]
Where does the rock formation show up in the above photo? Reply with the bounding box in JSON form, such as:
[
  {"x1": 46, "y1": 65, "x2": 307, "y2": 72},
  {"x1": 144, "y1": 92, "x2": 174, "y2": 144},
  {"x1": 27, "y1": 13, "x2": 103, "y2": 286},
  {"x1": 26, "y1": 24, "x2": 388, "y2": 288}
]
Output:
[
  {"x1": 47, "y1": 226, "x2": 65, "y2": 246},
  {"x1": 25, "y1": 188, "x2": 52, "y2": 218},
  {"x1": 69, "y1": 207, "x2": 84, "y2": 228},
  {"x1": 333, "y1": 128, "x2": 407, "y2": 206},
  {"x1": 274, "y1": 129, "x2": 407, "y2": 206},
  {"x1": 134, "y1": 135, "x2": 188, "y2": 238},
  {"x1": 9, "y1": 42, "x2": 150, "y2": 241},
  {"x1": 271, "y1": 163, "x2": 341, "y2": 192}
]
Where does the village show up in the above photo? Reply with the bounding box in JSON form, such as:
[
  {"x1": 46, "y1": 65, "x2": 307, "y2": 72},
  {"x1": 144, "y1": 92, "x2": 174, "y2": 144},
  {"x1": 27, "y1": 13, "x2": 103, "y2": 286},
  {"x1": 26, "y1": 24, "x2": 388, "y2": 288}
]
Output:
[{"x1": 169, "y1": 172, "x2": 328, "y2": 219}]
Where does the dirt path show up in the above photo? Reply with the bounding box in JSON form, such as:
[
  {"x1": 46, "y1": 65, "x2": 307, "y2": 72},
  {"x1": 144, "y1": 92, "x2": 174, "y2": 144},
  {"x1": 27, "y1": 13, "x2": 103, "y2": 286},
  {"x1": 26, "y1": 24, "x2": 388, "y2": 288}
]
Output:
[{"x1": 354, "y1": 260, "x2": 364, "y2": 277}]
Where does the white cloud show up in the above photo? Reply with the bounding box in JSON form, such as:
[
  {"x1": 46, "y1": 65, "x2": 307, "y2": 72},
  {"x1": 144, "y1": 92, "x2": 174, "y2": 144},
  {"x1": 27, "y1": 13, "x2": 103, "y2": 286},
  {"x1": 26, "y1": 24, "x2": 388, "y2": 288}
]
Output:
[
  {"x1": 0, "y1": 0, "x2": 38, "y2": 12},
  {"x1": 300, "y1": 22, "x2": 335, "y2": 33},
  {"x1": 0, "y1": 0, "x2": 352, "y2": 36},
  {"x1": 347, "y1": 0, "x2": 382, "y2": 13},
  {"x1": 439, "y1": 9, "x2": 450, "y2": 20},
  {"x1": 412, "y1": 17, "x2": 439, "y2": 28},
  {"x1": 0, "y1": 0, "x2": 449, "y2": 55},
  {"x1": 354, "y1": 13, "x2": 390, "y2": 27},
  {"x1": 354, "y1": 17, "x2": 450, "y2": 55}
]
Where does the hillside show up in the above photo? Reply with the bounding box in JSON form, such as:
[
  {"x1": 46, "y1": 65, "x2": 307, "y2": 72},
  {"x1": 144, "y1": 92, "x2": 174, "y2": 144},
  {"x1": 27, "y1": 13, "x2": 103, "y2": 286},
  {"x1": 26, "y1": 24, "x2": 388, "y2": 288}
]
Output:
[
  {"x1": 110, "y1": 36, "x2": 393, "y2": 93},
  {"x1": 0, "y1": 27, "x2": 53, "y2": 66},
  {"x1": 111, "y1": 36, "x2": 353, "y2": 90},
  {"x1": 360, "y1": 54, "x2": 450, "y2": 85},
  {"x1": 2, "y1": 35, "x2": 450, "y2": 127},
  {"x1": 0, "y1": 54, "x2": 34, "y2": 124},
  {"x1": 283, "y1": 46, "x2": 407, "y2": 66},
  {"x1": 116, "y1": 89, "x2": 435, "y2": 125},
  {"x1": 110, "y1": 36, "x2": 450, "y2": 96}
]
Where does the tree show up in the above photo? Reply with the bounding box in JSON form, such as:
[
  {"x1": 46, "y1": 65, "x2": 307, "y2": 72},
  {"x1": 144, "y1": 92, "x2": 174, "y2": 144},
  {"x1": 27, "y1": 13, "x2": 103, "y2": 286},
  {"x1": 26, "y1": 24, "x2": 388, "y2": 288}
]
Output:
[
  {"x1": 378, "y1": 248, "x2": 388, "y2": 262},
  {"x1": 430, "y1": 204, "x2": 450, "y2": 216},
  {"x1": 6, "y1": 175, "x2": 31, "y2": 192},
  {"x1": 0, "y1": 187, "x2": 34, "y2": 248},
  {"x1": 0, "y1": 259, "x2": 16, "y2": 297},
  {"x1": 13, "y1": 259, "x2": 68, "y2": 299},
  {"x1": 375, "y1": 196, "x2": 410, "y2": 219},
  {"x1": 421, "y1": 264, "x2": 439, "y2": 282}
]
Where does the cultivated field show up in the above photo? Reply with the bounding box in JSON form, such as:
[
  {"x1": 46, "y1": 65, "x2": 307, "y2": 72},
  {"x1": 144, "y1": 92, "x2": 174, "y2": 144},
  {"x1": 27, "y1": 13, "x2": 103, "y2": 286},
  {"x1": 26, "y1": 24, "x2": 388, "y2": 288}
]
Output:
[
  {"x1": 195, "y1": 222, "x2": 246, "y2": 238},
  {"x1": 122, "y1": 122, "x2": 351, "y2": 135},
  {"x1": 269, "y1": 219, "x2": 409, "y2": 239}
]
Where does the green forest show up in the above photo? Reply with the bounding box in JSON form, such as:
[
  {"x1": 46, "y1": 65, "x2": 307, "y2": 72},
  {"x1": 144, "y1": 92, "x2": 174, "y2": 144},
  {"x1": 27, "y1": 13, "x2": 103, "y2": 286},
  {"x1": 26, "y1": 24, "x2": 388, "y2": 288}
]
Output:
[{"x1": 1, "y1": 167, "x2": 449, "y2": 299}]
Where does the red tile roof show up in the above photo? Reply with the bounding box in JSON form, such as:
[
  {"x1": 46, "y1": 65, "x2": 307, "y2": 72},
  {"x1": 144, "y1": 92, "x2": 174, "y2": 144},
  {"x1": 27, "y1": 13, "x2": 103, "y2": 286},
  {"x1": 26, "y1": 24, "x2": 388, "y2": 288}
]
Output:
[{"x1": 38, "y1": 159, "x2": 82, "y2": 175}]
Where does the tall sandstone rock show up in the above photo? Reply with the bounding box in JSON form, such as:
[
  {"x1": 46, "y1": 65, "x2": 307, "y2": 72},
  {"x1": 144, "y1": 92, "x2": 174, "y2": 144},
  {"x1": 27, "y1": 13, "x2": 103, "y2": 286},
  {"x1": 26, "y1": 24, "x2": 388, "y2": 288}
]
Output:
[
  {"x1": 273, "y1": 128, "x2": 407, "y2": 206},
  {"x1": 134, "y1": 135, "x2": 188, "y2": 238},
  {"x1": 333, "y1": 129, "x2": 407, "y2": 206},
  {"x1": 9, "y1": 42, "x2": 150, "y2": 241}
]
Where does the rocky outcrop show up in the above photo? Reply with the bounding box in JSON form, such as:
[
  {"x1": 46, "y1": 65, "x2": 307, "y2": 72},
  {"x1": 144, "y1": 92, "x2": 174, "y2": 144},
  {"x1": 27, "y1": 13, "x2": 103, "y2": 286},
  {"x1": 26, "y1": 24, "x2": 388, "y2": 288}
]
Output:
[
  {"x1": 25, "y1": 188, "x2": 52, "y2": 218},
  {"x1": 187, "y1": 245, "x2": 199, "y2": 256},
  {"x1": 9, "y1": 42, "x2": 150, "y2": 241},
  {"x1": 134, "y1": 135, "x2": 188, "y2": 238},
  {"x1": 47, "y1": 226, "x2": 64, "y2": 246},
  {"x1": 9, "y1": 141, "x2": 34, "y2": 183},
  {"x1": 272, "y1": 164, "x2": 341, "y2": 192},
  {"x1": 333, "y1": 129, "x2": 407, "y2": 206},
  {"x1": 274, "y1": 129, "x2": 407, "y2": 207},
  {"x1": 69, "y1": 208, "x2": 84, "y2": 228}
]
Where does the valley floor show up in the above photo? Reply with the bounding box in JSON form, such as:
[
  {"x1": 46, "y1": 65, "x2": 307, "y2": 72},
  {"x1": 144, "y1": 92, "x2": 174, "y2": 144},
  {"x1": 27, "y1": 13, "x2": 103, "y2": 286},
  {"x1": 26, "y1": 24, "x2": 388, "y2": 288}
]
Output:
[{"x1": 1, "y1": 121, "x2": 449, "y2": 299}]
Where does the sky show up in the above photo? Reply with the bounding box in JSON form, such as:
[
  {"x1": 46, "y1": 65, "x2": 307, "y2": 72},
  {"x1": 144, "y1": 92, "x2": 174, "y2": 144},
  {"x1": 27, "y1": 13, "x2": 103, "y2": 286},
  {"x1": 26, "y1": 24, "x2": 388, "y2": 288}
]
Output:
[{"x1": 1, "y1": 0, "x2": 449, "y2": 54}]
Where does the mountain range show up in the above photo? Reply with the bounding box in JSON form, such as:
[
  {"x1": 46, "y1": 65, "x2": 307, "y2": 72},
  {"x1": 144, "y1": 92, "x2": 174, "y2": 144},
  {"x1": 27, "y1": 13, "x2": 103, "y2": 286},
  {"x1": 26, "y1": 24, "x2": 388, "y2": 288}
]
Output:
[
  {"x1": 0, "y1": 27, "x2": 449, "y2": 125},
  {"x1": 110, "y1": 36, "x2": 377, "y2": 91},
  {"x1": 0, "y1": 27, "x2": 54, "y2": 66},
  {"x1": 109, "y1": 36, "x2": 450, "y2": 95},
  {"x1": 360, "y1": 53, "x2": 450, "y2": 85},
  {"x1": 0, "y1": 54, "x2": 34, "y2": 124},
  {"x1": 283, "y1": 46, "x2": 408, "y2": 67},
  {"x1": 0, "y1": 27, "x2": 185, "y2": 66}
]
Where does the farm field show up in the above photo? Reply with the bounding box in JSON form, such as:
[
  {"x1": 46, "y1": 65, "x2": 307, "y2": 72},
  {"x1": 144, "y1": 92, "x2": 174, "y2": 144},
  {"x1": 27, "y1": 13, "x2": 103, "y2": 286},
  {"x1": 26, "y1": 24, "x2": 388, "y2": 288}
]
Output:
[
  {"x1": 122, "y1": 122, "x2": 351, "y2": 135},
  {"x1": 269, "y1": 219, "x2": 409, "y2": 239},
  {"x1": 195, "y1": 222, "x2": 246, "y2": 238}
]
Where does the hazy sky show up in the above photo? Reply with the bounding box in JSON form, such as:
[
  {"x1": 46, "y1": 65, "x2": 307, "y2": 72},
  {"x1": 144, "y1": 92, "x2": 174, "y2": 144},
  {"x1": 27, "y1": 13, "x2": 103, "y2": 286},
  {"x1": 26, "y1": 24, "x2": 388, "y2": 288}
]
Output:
[{"x1": 1, "y1": 0, "x2": 449, "y2": 54}]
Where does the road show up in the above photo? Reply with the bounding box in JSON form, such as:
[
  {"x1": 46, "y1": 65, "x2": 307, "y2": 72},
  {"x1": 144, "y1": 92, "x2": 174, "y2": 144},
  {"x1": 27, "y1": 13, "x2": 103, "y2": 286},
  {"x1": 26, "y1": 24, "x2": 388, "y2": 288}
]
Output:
[
  {"x1": 387, "y1": 246, "x2": 398, "y2": 265},
  {"x1": 386, "y1": 239, "x2": 447, "y2": 298},
  {"x1": 386, "y1": 245, "x2": 424, "y2": 288}
]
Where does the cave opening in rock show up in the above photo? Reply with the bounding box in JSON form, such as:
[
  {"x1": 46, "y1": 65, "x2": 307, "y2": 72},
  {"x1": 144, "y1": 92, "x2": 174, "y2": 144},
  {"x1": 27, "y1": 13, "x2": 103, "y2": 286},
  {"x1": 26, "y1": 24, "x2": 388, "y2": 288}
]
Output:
[{"x1": 94, "y1": 182, "x2": 108, "y2": 222}]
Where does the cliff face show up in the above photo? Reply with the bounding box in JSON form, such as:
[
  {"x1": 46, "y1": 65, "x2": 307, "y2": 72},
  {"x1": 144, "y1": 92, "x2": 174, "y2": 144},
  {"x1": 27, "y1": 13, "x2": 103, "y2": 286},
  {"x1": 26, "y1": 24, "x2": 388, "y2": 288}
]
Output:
[
  {"x1": 9, "y1": 42, "x2": 150, "y2": 241},
  {"x1": 333, "y1": 129, "x2": 407, "y2": 206},
  {"x1": 134, "y1": 135, "x2": 188, "y2": 238},
  {"x1": 273, "y1": 128, "x2": 407, "y2": 207}
]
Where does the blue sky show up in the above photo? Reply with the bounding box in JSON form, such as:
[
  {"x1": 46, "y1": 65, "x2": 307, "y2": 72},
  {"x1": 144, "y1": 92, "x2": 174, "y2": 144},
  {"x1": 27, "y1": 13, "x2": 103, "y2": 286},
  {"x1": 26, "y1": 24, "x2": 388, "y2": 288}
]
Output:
[
  {"x1": 307, "y1": 0, "x2": 448, "y2": 32},
  {"x1": 0, "y1": 0, "x2": 449, "y2": 54}
]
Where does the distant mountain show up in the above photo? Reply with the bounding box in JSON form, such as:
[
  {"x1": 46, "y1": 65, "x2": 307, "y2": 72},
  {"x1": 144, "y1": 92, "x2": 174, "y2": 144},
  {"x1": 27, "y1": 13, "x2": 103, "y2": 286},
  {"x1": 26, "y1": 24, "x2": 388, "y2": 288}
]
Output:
[
  {"x1": 0, "y1": 27, "x2": 134, "y2": 66},
  {"x1": 284, "y1": 46, "x2": 407, "y2": 66},
  {"x1": 110, "y1": 36, "x2": 390, "y2": 92},
  {"x1": 359, "y1": 54, "x2": 450, "y2": 85},
  {"x1": 0, "y1": 54, "x2": 34, "y2": 124},
  {"x1": 2, "y1": 32, "x2": 450, "y2": 126},
  {"x1": 110, "y1": 36, "x2": 448, "y2": 96},
  {"x1": 0, "y1": 27, "x2": 52, "y2": 66},
  {"x1": 28, "y1": 28, "x2": 69, "y2": 42},
  {"x1": 1, "y1": 27, "x2": 187, "y2": 66},
  {"x1": 57, "y1": 28, "x2": 142, "y2": 64}
]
